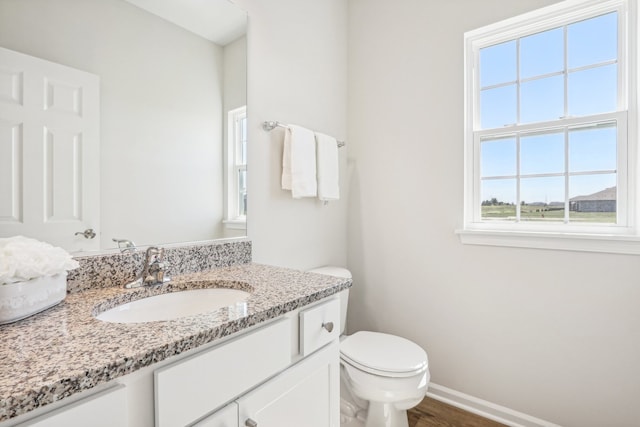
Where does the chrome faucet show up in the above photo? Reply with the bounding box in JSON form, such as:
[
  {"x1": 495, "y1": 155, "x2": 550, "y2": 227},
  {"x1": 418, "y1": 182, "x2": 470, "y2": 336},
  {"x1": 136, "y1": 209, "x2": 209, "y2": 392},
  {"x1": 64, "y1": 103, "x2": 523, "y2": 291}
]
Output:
[{"x1": 124, "y1": 246, "x2": 171, "y2": 288}]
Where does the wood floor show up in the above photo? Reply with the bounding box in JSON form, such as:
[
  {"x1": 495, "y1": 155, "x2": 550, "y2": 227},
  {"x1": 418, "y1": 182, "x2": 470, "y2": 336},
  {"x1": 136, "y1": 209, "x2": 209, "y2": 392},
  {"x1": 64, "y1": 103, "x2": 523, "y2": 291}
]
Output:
[{"x1": 407, "y1": 397, "x2": 508, "y2": 427}]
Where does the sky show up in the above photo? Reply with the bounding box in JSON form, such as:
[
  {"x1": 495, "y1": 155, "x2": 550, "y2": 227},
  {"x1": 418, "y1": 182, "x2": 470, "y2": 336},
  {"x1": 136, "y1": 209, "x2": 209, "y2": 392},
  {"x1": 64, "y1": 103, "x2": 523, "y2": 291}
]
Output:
[{"x1": 478, "y1": 11, "x2": 619, "y2": 205}]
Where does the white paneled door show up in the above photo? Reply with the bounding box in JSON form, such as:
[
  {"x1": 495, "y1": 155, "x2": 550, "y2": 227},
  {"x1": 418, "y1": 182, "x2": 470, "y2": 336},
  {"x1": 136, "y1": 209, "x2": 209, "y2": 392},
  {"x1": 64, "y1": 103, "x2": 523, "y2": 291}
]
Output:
[{"x1": 0, "y1": 47, "x2": 99, "y2": 251}]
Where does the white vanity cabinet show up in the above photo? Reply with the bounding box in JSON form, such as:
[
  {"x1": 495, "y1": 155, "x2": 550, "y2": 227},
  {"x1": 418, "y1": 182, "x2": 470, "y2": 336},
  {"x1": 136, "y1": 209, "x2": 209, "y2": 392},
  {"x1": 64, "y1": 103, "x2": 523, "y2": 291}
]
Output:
[
  {"x1": 233, "y1": 296, "x2": 340, "y2": 427},
  {"x1": 194, "y1": 334, "x2": 339, "y2": 427},
  {"x1": 156, "y1": 296, "x2": 341, "y2": 427},
  {"x1": 154, "y1": 317, "x2": 292, "y2": 427},
  {"x1": 1, "y1": 295, "x2": 341, "y2": 427}
]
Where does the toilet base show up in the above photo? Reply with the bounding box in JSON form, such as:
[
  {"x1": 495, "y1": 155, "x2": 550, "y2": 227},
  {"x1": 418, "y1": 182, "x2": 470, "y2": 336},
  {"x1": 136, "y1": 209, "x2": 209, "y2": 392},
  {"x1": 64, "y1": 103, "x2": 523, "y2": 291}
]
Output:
[
  {"x1": 364, "y1": 401, "x2": 408, "y2": 427},
  {"x1": 341, "y1": 395, "x2": 411, "y2": 427},
  {"x1": 340, "y1": 368, "x2": 419, "y2": 427},
  {"x1": 340, "y1": 387, "x2": 368, "y2": 426},
  {"x1": 341, "y1": 415, "x2": 364, "y2": 427}
]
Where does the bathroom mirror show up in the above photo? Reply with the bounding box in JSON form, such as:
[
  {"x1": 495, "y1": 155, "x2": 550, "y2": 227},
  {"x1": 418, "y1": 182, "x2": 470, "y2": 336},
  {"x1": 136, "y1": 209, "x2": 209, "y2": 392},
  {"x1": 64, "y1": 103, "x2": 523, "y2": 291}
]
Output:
[{"x1": 0, "y1": 0, "x2": 247, "y2": 253}]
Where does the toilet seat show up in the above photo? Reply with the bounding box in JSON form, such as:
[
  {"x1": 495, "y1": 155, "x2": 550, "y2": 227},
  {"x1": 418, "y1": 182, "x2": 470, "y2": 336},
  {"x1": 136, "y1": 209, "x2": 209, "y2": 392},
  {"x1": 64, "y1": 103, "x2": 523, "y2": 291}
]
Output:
[{"x1": 340, "y1": 331, "x2": 428, "y2": 378}]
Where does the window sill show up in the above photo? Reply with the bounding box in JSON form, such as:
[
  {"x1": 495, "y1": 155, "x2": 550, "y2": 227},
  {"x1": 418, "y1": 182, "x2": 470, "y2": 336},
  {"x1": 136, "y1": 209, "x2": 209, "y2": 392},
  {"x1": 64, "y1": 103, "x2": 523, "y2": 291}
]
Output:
[
  {"x1": 223, "y1": 219, "x2": 246, "y2": 230},
  {"x1": 455, "y1": 228, "x2": 640, "y2": 255}
]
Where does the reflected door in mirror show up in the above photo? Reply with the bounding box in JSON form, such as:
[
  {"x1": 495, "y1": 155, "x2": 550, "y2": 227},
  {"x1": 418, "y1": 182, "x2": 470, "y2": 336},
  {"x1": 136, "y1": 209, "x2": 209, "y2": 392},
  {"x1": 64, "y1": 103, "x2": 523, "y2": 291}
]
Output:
[{"x1": 0, "y1": 47, "x2": 100, "y2": 251}]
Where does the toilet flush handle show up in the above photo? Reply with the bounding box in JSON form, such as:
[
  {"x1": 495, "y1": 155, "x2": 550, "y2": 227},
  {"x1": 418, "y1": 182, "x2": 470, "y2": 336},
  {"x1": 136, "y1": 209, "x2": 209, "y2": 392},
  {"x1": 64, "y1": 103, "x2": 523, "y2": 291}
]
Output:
[
  {"x1": 245, "y1": 419, "x2": 258, "y2": 427},
  {"x1": 322, "y1": 321, "x2": 334, "y2": 333}
]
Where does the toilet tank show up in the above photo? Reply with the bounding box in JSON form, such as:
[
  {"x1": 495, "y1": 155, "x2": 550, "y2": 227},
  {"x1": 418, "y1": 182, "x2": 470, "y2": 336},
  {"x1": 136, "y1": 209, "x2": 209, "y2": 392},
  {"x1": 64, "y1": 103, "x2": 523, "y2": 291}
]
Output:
[{"x1": 308, "y1": 266, "x2": 351, "y2": 336}]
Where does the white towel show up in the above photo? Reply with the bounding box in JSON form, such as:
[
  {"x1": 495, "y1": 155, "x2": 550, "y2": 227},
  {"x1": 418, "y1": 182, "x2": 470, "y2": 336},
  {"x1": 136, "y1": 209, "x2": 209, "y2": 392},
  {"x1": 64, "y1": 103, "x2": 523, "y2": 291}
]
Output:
[
  {"x1": 0, "y1": 236, "x2": 79, "y2": 284},
  {"x1": 282, "y1": 125, "x2": 317, "y2": 198},
  {"x1": 315, "y1": 132, "x2": 340, "y2": 201}
]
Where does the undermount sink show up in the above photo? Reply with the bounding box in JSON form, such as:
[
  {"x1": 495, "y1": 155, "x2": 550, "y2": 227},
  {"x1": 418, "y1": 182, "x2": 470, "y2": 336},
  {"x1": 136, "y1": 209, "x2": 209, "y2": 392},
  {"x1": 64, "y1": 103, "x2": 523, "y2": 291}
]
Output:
[{"x1": 95, "y1": 288, "x2": 250, "y2": 323}]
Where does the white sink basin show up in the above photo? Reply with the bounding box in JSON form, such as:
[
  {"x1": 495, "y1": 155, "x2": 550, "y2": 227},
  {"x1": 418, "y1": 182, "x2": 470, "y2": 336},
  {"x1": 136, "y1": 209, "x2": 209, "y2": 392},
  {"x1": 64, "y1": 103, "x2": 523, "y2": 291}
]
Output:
[{"x1": 96, "y1": 288, "x2": 250, "y2": 323}]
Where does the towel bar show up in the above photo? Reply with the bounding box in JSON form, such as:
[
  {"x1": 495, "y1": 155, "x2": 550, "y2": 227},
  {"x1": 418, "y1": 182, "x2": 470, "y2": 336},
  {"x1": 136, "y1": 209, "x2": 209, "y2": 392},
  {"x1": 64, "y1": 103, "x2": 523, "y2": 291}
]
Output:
[{"x1": 262, "y1": 121, "x2": 345, "y2": 147}]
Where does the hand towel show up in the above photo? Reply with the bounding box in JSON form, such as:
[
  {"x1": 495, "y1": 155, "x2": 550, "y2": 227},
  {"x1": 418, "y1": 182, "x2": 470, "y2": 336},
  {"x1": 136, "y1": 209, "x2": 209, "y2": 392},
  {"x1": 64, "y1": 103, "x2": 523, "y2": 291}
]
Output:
[
  {"x1": 281, "y1": 125, "x2": 317, "y2": 198},
  {"x1": 315, "y1": 132, "x2": 340, "y2": 201}
]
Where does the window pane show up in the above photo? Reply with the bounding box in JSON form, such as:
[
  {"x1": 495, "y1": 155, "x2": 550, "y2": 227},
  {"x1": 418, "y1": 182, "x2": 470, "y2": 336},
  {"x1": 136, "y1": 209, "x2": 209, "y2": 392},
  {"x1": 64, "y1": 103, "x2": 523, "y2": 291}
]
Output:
[
  {"x1": 481, "y1": 179, "x2": 516, "y2": 220},
  {"x1": 481, "y1": 137, "x2": 516, "y2": 177},
  {"x1": 241, "y1": 115, "x2": 247, "y2": 137},
  {"x1": 240, "y1": 192, "x2": 247, "y2": 216},
  {"x1": 568, "y1": 64, "x2": 617, "y2": 116},
  {"x1": 520, "y1": 176, "x2": 565, "y2": 221},
  {"x1": 480, "y1": 41, "x2": 517, "y2": 87},
  {"x1": 569, "y1": 125, "x2": 616, "y2": 172},
  {"x1": 238, "y1": 168, "x2": 246, "y2": 192},
  {"x1": 520, "y1": 27, "x2": 563, "y2": 79},
  {"x1": 240, "y1": 116, "x2": 247, "y2": 165},
  {"x1": 238, "y1": 169, "x2": 247, "y2": 216},
  {"x1": 568, "y1": 12, "x2": 617, "y2": 69},
  {"x1": 569, "y1": 174, "x2": 616, "y2": 223},
  {"x1": 521, "y1": 176, "x2": 565, "y2": 205},
  {"x1": 521, "y1": 132, "x2": 564, "y2": 175},
  {"x1": 480, "y1": 84, "x2": 517, "y2": 129},
  {"x1": 241, "y1": 139, "x2": 247, "y2": 165},
  {"x1": 520, "y1": 75, "x2": 564, "y2": 123}
]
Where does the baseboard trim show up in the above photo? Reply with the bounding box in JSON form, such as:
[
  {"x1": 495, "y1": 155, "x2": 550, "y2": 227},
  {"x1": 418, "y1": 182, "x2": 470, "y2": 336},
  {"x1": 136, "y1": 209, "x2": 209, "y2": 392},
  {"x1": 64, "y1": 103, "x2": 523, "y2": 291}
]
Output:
[{"x1": 426, "y1": 383, "x2": 563, "y2": 427}]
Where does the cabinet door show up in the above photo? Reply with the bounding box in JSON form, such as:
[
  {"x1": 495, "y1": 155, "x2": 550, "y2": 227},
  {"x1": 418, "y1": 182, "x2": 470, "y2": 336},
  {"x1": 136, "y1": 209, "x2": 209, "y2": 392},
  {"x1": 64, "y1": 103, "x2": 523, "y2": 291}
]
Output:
[
  {"x1": 18, "y1": 384, "x2": 127, "y2": 427},
  {"x1": 193, "y1": 402, "x2": 238, "y2": 427},
  {"x1": 237, "y1": 341, "x2": 339, "y2": 427}
]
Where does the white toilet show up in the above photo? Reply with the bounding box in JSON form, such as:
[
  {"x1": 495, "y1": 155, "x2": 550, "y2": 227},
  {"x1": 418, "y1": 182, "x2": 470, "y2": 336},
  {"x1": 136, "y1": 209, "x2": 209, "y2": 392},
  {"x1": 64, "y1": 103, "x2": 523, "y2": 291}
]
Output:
[{"x1": 309, "y1": 267, "x2": 430, "y2": 427}]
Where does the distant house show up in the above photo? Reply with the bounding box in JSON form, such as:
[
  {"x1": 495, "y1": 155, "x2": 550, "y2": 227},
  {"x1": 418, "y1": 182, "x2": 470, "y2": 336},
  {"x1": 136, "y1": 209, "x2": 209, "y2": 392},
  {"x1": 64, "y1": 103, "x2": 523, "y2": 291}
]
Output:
[{"x1": 569, "y1": 186, "x2": 616, "y2": 212}]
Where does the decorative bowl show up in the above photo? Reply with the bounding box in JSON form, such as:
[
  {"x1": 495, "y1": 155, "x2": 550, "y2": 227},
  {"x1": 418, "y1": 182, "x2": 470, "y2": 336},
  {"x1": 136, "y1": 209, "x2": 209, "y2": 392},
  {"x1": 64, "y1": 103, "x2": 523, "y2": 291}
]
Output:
[{"x1": 0, "y1": 272, "x2": 67, "y2": 324}]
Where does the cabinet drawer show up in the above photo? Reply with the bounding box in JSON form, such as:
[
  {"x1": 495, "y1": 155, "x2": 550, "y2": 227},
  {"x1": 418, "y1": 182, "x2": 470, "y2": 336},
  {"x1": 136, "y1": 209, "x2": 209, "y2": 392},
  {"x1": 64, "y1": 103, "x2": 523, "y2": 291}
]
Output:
[
  {"x1": 299, "y1": 297, "x2": 340, "y2": 356},
  {"x1": 154, "y1": 318, "x2": 291, "y2": 427},
  {"x1": 18, "y1": 384, "x2": 127, "y2": 427}
]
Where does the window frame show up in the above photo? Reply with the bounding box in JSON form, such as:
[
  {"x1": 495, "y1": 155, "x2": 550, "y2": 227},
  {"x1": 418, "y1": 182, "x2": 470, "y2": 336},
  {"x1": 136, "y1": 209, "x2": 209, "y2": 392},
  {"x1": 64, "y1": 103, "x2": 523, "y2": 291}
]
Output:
[
  {"x1": 224, "y1": 105, "x2": 247, "y2": 229},
  {"x1": 460, "y1": 0, "x2": 640, "y2": 253}
]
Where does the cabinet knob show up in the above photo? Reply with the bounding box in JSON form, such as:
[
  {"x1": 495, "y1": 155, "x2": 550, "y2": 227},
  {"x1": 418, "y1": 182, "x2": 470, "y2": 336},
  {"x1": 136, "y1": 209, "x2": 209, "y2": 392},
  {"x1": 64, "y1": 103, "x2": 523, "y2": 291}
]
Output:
[
  {"x1": 322, "y1": 321, "x2": 334, "y2": 333},
  {"x1": 245, "y1": 419, "x2": 258, "y2": 427}
]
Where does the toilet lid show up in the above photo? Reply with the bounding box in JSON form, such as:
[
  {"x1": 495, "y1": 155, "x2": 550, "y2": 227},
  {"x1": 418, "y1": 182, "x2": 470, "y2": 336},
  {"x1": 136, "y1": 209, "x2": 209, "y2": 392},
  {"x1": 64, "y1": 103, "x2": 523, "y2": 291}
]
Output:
[{"x1": 340, "y1": 331, "x2": 428, "y2": 376}]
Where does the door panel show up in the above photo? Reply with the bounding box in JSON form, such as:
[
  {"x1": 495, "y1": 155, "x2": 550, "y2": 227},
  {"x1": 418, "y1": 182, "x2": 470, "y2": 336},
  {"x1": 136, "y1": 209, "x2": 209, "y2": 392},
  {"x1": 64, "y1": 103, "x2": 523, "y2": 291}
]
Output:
[
  {"x1": 0, "y1": 121, "x2": 22, "y2": 222},
  {"x1": 43, "y1": 127, "x2": 83, "y2": 221}
]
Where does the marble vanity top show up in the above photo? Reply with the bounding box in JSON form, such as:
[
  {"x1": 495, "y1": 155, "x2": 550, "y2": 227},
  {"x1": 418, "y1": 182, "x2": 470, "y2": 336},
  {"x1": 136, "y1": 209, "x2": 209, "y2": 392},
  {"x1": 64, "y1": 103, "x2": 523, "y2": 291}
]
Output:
[{"x1": 0, "y1": 263, "x2": 351, "y2": 422}]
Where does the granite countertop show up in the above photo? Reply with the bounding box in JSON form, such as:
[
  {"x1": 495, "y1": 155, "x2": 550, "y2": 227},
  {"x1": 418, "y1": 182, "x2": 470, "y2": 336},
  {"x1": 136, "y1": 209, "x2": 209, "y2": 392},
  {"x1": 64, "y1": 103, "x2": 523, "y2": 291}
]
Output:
[{"x1": 0, "y1": 263, "x2": 351, "y2": 422}]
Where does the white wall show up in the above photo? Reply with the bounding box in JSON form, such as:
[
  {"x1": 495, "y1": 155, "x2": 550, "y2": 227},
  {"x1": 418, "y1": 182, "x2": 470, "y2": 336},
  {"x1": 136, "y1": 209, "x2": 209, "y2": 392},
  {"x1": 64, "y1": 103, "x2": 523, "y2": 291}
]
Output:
[
  {"x1": 237, "y1": 0, "x2": 349, "y2": 270},
  {"x1": 223, "y1": 36, "x2": 248, "y2": 115},
  {"x1": 222, "y1": 35, "x2": 248, "y2": 239},
  {"x1": 0, "y1": 0, "x2": 225, "y2": 249},
  {"x1": 347, "y1": 1, "x2": 640, "y2": 426}
]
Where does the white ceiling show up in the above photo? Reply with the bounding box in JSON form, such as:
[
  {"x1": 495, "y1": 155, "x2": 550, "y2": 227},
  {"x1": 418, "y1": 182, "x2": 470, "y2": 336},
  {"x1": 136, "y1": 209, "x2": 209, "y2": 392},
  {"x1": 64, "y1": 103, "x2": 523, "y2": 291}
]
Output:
[{"x1": 123, "y1": 0, "x2": 247, "y2": 46}]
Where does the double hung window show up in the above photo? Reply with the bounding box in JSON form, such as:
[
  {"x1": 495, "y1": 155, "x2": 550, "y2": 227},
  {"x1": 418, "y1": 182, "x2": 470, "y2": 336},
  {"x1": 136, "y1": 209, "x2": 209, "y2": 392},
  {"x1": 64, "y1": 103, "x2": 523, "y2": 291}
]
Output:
[
  {"x1": 462, "y1": 0, "x2": 637, "y2": 251},
  {"x1": 226, "y1": 106, "x2": 247, "y2": 227}
]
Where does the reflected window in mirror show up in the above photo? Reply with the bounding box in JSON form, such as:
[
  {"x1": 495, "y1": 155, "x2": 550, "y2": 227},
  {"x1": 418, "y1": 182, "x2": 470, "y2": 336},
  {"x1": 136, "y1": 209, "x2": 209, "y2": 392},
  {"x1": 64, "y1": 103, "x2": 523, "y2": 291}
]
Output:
[{"x1": 225, "y1": 106, "x2": 247, "y2": 229}]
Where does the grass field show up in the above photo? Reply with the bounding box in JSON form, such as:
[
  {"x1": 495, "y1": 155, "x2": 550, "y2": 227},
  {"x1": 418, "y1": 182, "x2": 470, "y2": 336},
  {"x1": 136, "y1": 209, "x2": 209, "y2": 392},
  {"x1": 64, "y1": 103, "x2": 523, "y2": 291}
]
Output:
[{"x1": 481, "y1": 204, "x2": 616, "y2": 223}]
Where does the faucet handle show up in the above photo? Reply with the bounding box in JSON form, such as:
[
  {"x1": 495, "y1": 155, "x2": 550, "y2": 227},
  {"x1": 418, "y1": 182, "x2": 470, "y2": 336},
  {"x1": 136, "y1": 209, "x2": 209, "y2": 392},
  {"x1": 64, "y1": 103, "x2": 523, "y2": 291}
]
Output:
[{"x1": 145, "y1": 246, "x2": 164, "y2": 262}]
